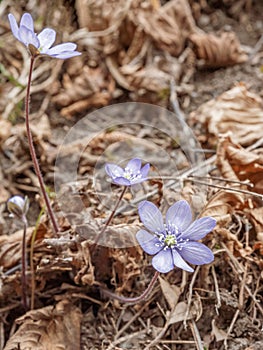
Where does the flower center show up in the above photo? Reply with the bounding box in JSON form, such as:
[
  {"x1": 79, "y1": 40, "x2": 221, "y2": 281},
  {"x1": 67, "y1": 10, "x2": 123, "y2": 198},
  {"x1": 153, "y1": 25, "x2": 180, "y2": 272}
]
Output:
[
  {"x1": 164, "y1": 234, "x2": 177, "y2": 247},
  {"x1": 123, "y1": 168, "x2": 142, "y2": 182}
]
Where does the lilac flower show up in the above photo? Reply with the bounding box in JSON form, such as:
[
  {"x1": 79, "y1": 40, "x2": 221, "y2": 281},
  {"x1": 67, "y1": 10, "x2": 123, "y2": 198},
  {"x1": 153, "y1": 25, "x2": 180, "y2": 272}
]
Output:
[
  {"x1": 105, "y1": 158, "x2": 150, "y2": 186},
  {"x1": 136, "y1": 200, "x2": 216, "y2": 273},
  {"x1": 8, "y1": 13, "x2": 81, "y2": 59},
  {"x1": 7, "y1": 195, "x2": 29, "y2": 220}
]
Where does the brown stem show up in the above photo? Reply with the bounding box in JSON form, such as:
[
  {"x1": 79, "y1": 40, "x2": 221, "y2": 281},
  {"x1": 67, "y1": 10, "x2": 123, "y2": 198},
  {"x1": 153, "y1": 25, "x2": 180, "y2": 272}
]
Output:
[
  {"x1": 93, "y1": 186, "x2": 127, "y2": 247},
  {"x1": 101, "y1": 271, "x2": 159, "y2": 304},
  {"x1": 21, "y1": 215, "x2": 28, "y2": 310},
  {"x1": 25, "y1": 56, "x2": 59, "y2": 233}
]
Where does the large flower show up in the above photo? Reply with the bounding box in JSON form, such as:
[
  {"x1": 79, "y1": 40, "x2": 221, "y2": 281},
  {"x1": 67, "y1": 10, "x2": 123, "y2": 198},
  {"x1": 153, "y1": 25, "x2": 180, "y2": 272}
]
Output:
[
  {"x1": 8, "y1": 13, "x2": 81, "y2": 59},
  {"x1": 136, "y1": 200, "x2": 216, "y2": 273},
  {"x1": 105, "y1": 158, "x2": 150, "y2": 186}
]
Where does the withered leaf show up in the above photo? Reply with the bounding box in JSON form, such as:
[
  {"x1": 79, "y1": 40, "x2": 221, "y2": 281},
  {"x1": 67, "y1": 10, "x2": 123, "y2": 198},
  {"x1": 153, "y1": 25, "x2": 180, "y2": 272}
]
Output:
[
  {"x1": 4, "y1": 300, "x2": 81, "y2": 350},
  {"x1": 189, "y1": 84, "x2": 263, "y2": 147}
]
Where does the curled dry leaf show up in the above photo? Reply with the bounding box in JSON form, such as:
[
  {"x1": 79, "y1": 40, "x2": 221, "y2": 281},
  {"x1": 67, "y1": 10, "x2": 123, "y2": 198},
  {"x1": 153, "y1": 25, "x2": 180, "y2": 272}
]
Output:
[
  {"x1": 4, "y1": 300, "x2": 81, "y2": 350},
  {"x1": 189, "y1": 83, "x2": 263, "y2": 146},
  {"x1": 216, "y1": 134, "x2": 263, "y2": 194},
  {"x1": 189, "y1": 31, "x2": 247, "y2": 67}
]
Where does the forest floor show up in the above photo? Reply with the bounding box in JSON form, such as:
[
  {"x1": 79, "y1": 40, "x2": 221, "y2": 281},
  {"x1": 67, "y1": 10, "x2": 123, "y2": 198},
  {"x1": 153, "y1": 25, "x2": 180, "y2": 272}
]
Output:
[{"x1": 0, "y1": 1, "x2": 263, "y2": 349}]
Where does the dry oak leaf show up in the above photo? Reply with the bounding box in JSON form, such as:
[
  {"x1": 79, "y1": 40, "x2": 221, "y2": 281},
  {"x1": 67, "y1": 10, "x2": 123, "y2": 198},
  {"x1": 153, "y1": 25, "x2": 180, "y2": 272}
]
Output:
[
  {"x1": 4, "y1": 300, "x2": 81, "y2": 350},
  {"x1": 189, "y1": 83, "x2": 263, "y2": 147},
  {"x1": 216, "y1": 134, "x2": 263, "y2": 194},
  {"x1": 189, "y1": 31, "x2": 248, "y2": 67}
]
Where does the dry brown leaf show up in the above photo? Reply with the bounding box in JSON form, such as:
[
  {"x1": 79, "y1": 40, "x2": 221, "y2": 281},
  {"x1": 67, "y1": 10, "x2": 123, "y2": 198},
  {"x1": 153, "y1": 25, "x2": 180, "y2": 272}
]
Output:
[
  {"x1": 189, "y1": 83, "x2": 263, "y2": 146},
  {"x1": 211, "y1": 319, "x2": 227, "y2": 342},
  {"x1": 110, "y1": 246, "x2": 142, "y2": 293},
  {"x1": 216, "y1": 134, "x2": 263, "y2": 194},
  {"x1": 189, "y1": 32, "x2": 248, "y2": 67},
  {"x1": 168, "y1": 301, "x2": 197, "y2": 325},
  {"x1": 4, "y1": 300, "x2": 81, "y2": 350},
  {"x1": 159, "y1": 276, "x2": 181, "y2": 309},
  {"x1": 0, "y1": 120, "x2": 12, "y2": 144},
  {"x1": 245, "y1": 207, "x2": 263, "y2": 233},
  {"x1": 201, "y1": 190, "x2": 245, "y2": 225},
  {"x1": 0, "y1": 228, "x2": 33, "y2": 269},
  {"x1": 133, "y1": 0, "x2": 196, "y2": 57}
]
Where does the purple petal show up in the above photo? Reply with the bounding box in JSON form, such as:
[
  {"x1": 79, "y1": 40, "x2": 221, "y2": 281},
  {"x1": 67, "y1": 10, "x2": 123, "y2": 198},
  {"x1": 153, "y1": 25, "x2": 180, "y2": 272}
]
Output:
[
  {"x1": 180, "y1": 241, "x2": 214, "y2": 265},
  {"x1": 112, "y1": 177, "x2": 131, "y2": 186},
  {"x1": 125, "y1": 158, "x2": 141, "y2": 173},
  {"x1": 47, "y1": 42, "x2": 77, "y2": 55},
  {"x1": 152, "y1": 249, "x2": 174, "y2": 273},
  {"x1": 20, "y1": 13, "x2": 34, "y2": 32},
  {"x1": 181, "y1": 217, "x2": 216, "y2": 240},
  {"x1": 140, "y1": 163, "x2": 150, "y2": 178},
  {"x1": 18, "y1": 25, "x2": 39, "y2": 48},
  {"x1": 138, "y1": 201, "x2": 165, "y2": 233},
  {"x1": 8, "y1": 14, "x2": 19, "y2": 40},
  {"x1": 105, "y1": 163, "x2": 124, "y2": 178},
  {"x1": 165, "y1": 200, "x2": 192, "y2": 232},
  {"x1": 38, "y1": 28, "x2": 56, "y2": 51},
  {"x1": 136, "y1": 229, "x2": 162, "y2": 255},
  {"x1": 172, "y1": 249, "x2": 193, "y2": 272},
  {"x1": 48, "y1": 51, "x2": 81, "y2": 59}
]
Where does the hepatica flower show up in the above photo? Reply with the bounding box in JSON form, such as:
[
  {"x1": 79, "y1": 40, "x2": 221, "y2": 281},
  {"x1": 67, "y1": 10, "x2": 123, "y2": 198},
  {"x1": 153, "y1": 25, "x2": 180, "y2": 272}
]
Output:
[
  {"x1": 136, "y1": 200, "x2": 216, "y2": 273},
  {"x1": 7, "y1": 195, "x2": 29, "y2": 220},
  {"x1": 105, "y1": 158, "x2": 150, "y2": 186},
  {"x1": 8, "y1": 13, "x2": 81, "y2": 59}
]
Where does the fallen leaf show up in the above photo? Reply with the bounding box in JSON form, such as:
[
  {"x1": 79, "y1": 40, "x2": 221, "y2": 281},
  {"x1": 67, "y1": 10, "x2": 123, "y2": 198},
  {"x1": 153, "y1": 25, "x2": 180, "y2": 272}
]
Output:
[
  {"x1": 159, "y1": 276, "x2": 181, "y2": 309},
  {"x1": 4, "y1": 300, "x2": 82, "y2": 350},
  {"x1": 189, "y1": 83, "x2": 263, "y2": 146}
]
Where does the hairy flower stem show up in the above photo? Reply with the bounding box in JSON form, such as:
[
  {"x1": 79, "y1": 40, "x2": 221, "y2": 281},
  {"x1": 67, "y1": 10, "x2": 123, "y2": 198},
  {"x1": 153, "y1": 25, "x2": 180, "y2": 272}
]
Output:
[
  {"x1": 21, "y1": 215, "x2": 28, "y2": 310},
  {"x1": 101, "y1": 271, "x2": 159, "y2": 304},
  {"x1": 93, "y1": 186, "x2": 127, "y2": 247},
  {"x1": 26, "y1": 56, "x2": 59, "y2": 233}
]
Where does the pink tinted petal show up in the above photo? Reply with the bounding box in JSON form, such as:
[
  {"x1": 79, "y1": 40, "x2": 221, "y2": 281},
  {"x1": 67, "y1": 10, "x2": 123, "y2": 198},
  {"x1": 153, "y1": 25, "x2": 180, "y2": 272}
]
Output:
[
  {"x1": 18, "y1": 26, "x2": 39, "y2": 48},
  {"x1": 140, "y1": 163, "x2": 150, "y2": 178},
  {"x1": 125, "y1": 158, "x2": 141, "y2": 173},
  {"x1": 166, "y1": 200, "x2": 192, "y2": 232},
  {"x1": 8, "y1": 14, "x2": 19, "y2": 40},
  {"x1": 180, "y1": 241, "x2": 214, "y2": 265},
  {"x1": 138, "y1": 201, "x2": 165, "y2": 233},
  {"x1": 20, "y1": 13, "x2": 34, "y2": 32},
  {"x1": 48, "y1": 51, "x2": 81, "y2": 59},
  {"x1": 136, "y1": 229, "x2": 162, "y2": 255},
  {"x1": 152, "y1": 249, "x2": 174, "y2": 273},
  {"x1": 105, "y1": 163, "x2": 124, "y2": 178},
  {"x1": 182, "y1": 217, "x2": 216, "y2": 241},
  {"x1": 38, "y1": 28, "x2": 56, "y2": 51},
  {"x1": 113, "y1": 177, "x2": 131, "y2": 186},
  {"x1": 172, "y1": 249, "x2": 193, "y2": 272},
  {"x1": 47, "y1": 42, "x2": 77, "y2": 55}
]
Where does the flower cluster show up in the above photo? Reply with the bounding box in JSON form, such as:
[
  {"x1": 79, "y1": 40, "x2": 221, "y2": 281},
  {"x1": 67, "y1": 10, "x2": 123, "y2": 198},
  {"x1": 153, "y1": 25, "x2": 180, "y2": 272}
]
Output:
[
  {"x1": 136, "y1": 200, "x2": 216, "y2": 273},
  {"x1": 105, "y1": 158, "x2": 150, "y2": 186},
  {"x1": 8, "y1": 13, "x2": 81, "y2": 59}
]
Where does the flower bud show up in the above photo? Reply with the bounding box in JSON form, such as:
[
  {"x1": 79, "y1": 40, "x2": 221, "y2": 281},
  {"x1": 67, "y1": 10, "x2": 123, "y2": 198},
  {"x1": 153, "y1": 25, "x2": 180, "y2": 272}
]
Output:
[{"x1": 7, "y1": 195, "x2": 29, "y2": 220}]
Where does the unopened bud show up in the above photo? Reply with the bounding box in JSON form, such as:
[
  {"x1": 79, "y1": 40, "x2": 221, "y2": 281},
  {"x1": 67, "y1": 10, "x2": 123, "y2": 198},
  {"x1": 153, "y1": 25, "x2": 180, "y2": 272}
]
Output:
[{"x1": 7, "y1": 195, "x2": 29, "y2": 220}]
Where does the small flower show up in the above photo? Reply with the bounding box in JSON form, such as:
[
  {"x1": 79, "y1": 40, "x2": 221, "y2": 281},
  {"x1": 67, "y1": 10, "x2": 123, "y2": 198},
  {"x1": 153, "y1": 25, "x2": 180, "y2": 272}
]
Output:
[
  {"x1": 136, "y1": 200, "x2": 216, "y2": 273},
  {"x1": 7, "y1": 195, "x2": 29, "y2": 220},
  {"x1": 105, "y1": 158, "x2": 150, "y2": 186},
  {"x1": 8, "y1": 13, "x2": 81, "y2": 59}
]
